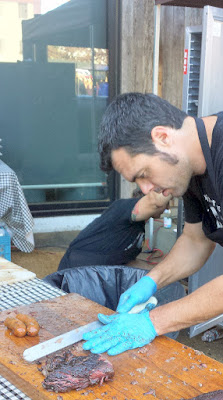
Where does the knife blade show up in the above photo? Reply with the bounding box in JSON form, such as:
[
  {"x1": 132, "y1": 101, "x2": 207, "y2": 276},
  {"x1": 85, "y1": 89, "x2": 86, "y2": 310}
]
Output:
[
  {"x1": 23, "y1": 320, "x2": 102, "y2": 362},
  {"x1": 23, "y1": 296, "x2": 157, "y2": 362}
]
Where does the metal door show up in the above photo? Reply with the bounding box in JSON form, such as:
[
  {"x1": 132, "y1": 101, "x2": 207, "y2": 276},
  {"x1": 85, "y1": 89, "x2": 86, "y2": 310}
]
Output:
[
  {"x1": 182, "y1": 6, "x2": 223, "y2": 337},
  {"x1": 198, "y1": 5, "x2": 223, "y2": 116},
  {"x1": 189, "y1": 5, "x2": 223, "y2": 337}
]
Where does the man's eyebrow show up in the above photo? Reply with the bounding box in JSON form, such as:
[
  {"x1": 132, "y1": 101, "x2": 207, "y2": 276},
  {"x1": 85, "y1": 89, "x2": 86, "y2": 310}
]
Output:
[
  {"x1": 129, "y1": 174, "x2": 137, "y2": 183},
  {"x1": 131, "y1": 169, "x2": 145, "y2": 183},
  {"x1": 132, "y1": 172, "x2": 143, "y2": 183}
]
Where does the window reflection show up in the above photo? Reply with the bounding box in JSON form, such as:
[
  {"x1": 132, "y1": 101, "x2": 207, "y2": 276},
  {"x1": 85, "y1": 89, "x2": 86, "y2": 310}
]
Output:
[
  {"x1": 41, "y1": 0, "x2": 68, "y2": 15},
  {"x1": 0, "y1": 0, "x2": 109, "y2": 205},
  {"x1": 0, "y1": 0, "x2": 37, "y2": 62},
  {"x1": 48, "y1": 45, "x2": 109, "y2": 97}
]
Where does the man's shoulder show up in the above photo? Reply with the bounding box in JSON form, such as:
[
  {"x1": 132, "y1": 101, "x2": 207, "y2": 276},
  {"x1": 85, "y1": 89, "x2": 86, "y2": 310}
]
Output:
[
  {"x1": 104, "y1": 198, "x2": 140, "y2": 220},
  {"x1": 212, "y1": 112, "x2": 223, "y2": 160},
  {"x1": 213, "y1": 111, "x2": 223, "y2": 133}
]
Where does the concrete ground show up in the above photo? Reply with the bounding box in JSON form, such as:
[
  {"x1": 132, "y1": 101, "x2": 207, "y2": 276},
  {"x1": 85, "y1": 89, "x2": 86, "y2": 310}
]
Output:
[{"x1": 11, "y1": 223, "x2": 223, "y2": 364}]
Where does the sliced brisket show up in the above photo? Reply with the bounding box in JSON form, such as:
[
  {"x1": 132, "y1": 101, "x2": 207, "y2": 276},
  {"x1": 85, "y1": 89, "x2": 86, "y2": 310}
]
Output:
[{"x1": 40, "y1": 350, "x2": 114, "y2": 393}]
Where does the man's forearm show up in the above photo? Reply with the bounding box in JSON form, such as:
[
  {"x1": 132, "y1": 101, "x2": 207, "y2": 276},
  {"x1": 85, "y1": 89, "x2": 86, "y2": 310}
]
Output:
[
  {"x1": 147, "y1": 221, "x2": 217, "y2": 336},
  {"x1": 131, "y1": 192, "x2": 171, "y2": 222},
  {"x1": 148, "y1": 223, "x2": 215, "y2": 289},
  {"x1": 150, "y1": 275, "x2": 223, "y2": 335}
]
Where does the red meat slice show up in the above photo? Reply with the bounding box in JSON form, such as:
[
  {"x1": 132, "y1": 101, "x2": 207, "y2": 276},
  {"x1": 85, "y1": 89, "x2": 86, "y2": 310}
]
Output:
[{"x1": 40, "y1": 350, "x2": 114, "y2": 393}]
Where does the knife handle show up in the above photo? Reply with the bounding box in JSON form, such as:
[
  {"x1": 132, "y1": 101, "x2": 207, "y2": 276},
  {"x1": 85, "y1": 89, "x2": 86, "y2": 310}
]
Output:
[{"x1": 128, "y1": 296, "x2": 157, "y2": 314}]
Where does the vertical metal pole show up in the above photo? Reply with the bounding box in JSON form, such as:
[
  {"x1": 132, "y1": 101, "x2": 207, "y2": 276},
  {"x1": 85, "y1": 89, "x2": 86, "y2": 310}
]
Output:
[
  {"x1": 90, "y1": 24, "x2": 97, "y2": 179},
  {"x1": 148, "y1": 4, "x2": 161, "y2": 250},
  {"x1": 177, "y1": 198, "x2": 184, "y2": 239}
]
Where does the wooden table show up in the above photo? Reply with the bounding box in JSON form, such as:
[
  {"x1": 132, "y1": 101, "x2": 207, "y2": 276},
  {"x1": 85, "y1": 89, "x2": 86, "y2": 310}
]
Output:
[
  {"x1": 1, "y1": 291, "x2": 223, "y2": 400},
  {"x1": 0, "y1": 257, "x2": 36, "y2": 286}
]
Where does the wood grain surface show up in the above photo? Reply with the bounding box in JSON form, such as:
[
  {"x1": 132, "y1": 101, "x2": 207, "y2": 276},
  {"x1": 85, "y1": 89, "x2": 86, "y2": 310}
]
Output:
[
  {"x1": 0, "y1": 257, "x2": 36, "y2": 285},
  {"x1": 1, "y1": 293, "x2": 223, "y2": 400}
]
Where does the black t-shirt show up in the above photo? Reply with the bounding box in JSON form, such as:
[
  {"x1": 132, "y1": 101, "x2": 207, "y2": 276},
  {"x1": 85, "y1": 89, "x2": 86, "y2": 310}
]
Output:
[
  {"x1": 183, "y1": 112, "x2": 223, "y2": 245},
  {"x1": 66, "y1": 198, "x2": 145, "y2": 263}
]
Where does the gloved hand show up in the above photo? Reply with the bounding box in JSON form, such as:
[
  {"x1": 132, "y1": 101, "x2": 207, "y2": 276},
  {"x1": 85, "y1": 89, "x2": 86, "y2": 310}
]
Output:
[
  {"x1": 83, "y1": 312, "x2": 157, "y2": 356},
  {"x1": 117, "y1": 276, "x2": 157, "y2": 313}
]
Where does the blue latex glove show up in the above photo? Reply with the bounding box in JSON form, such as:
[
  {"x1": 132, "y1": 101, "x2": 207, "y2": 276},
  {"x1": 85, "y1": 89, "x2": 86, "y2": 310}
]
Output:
[
  {"x1": 117, "y1": 276, "x2": 157, "y2": 313},
  {"x1": 83, "y1": 312, "x2": 157, "y2": 356}
]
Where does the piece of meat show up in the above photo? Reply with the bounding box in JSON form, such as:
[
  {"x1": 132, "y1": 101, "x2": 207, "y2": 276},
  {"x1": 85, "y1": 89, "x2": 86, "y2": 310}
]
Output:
[
  {"x1": 40, "y1": 351, "x2": 75, "y2": 376},
  {"x1": 16, "y1": 313, "x2": 40, "y2": 336},
  {"x1": 4, "y1": 317, "x2": 27, "y2": 337},
  {"x1": 40, "y1": 351, "x2": 114, "y2": 393},
  {"x1": 179, "y1": 391, "x2": 223, "y2": 400}
]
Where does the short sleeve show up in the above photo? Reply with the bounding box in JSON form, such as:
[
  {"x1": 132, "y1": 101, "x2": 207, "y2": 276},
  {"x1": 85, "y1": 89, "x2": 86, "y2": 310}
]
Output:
[
  {"x1": 183, "y1": 179, "x2": 203, "y2": 224},
  {"x1": 101, "y1": 198, "x2": 140, "y2": 226}
]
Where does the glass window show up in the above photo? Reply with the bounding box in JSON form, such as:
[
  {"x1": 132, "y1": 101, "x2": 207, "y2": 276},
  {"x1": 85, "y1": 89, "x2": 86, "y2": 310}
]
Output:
[
  {"x1": 47, "y1": 45, "x2": 109, "y2": 98},
  {"x1": 0, "y1": 0, "x2": 111, "y2": 209},
  {"x1": 18, "y1": 3, "x2": 28, "y2": 19},
  {"x1": 0, "y1": 39, "x2": 3, "y2": 54}
]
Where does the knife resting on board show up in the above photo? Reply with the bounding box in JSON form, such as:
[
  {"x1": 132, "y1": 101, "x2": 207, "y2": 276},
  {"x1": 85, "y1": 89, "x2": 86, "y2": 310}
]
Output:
[{"x1": 23, "y1": 296, "x2": 157, "y2": 362}]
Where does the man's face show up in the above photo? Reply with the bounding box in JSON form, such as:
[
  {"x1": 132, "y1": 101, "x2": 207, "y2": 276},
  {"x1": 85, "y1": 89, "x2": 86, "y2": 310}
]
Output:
[{"x1": 111, "y1": 147, "x2": 193, "y2": 198}]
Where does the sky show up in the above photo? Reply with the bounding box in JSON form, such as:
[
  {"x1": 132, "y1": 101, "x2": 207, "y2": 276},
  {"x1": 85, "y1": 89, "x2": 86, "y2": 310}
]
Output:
[{"x1": 41, "y1": 0, "x2": 69, "y2": 14}]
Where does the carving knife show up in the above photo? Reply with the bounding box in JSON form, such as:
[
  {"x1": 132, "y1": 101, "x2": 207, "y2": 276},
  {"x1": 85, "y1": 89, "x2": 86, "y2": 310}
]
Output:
[{"x1": 23, "y1": 296, "x2": 157, "y2": 362}]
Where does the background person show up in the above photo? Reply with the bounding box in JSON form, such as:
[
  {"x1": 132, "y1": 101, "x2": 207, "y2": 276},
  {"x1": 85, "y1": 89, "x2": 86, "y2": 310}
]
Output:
[
  {"x1": 58, "y1": 189, "x2": 171, "y2": 270},
  {"x1": 83, "y1": 92, "x2": 223, "y2": 356}
]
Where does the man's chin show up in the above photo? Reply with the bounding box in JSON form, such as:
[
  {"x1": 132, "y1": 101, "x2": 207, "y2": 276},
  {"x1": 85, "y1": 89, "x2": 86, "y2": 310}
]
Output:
[
  {"x1": 163, "y1": 186, "x2": 188, "y2": 198},
  {"x1": 173, "y1": 187, "x2": 188, "y2": 198}
]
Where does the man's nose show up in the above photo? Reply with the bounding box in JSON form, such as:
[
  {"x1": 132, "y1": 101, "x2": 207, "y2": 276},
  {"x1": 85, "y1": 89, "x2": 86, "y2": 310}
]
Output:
[{"x1": 137, "y1": 180, "x2": 155, "y2": 194}]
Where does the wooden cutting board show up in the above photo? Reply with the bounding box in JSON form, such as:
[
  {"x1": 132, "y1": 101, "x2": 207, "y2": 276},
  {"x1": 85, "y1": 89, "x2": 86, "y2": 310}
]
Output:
[
  {"x1": 1, "y1": 293, "x2": 223, "y2": 400},
  {"x1": 0, "y1": 257, "x2": 36, "y2": 285}
]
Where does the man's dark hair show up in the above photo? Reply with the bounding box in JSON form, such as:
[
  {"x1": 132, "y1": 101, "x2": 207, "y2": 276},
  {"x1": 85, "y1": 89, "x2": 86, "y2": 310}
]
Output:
[{"x1": 98, "y1": 92, "x2": 188, "y2": 172}]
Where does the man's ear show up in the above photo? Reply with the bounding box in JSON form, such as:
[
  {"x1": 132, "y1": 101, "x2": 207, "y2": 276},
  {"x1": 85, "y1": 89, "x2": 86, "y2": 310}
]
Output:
[{"x1": 151, "y1": 126, "x2": 172, "y2": 148}]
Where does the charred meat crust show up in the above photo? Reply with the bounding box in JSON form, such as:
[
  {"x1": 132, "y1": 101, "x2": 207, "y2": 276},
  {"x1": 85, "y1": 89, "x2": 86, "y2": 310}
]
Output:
[{"x1": 40, "y1": 351, "x2": 114, "y2": 393}]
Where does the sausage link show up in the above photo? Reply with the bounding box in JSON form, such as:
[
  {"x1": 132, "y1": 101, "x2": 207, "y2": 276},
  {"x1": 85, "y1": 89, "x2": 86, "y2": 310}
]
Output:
[
  {"x1": 16, "y1": 313, "x2": 40, "y2": 337},
  {"x1": 4, "y1": 317, "x2": 27, "y2": 337}
]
